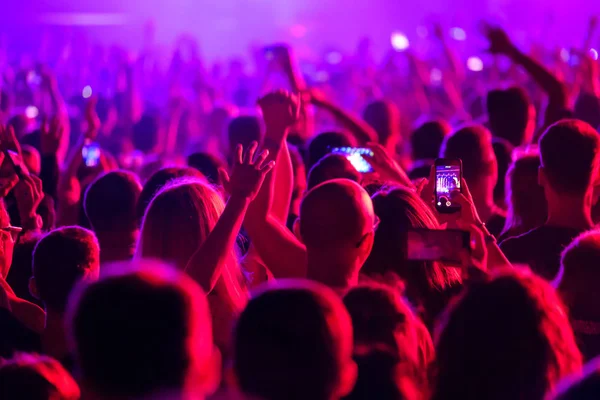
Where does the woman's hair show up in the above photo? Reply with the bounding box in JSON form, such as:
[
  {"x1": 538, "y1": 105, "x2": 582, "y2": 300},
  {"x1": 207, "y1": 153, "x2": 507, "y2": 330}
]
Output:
[
  {"x1": 501, "y1": 154, "x2": 547, "y2": 239},
  {"x1": 362, "y1": 186, "x2": 461, "y2": 325},
  {"x1": 343, "y1": 283, "x2": 434, "y2": 398},
  {"x1": 432, "y1": 270, "x2": 582, "y2": 400},
  {"x1": 137, "y1": 178, "x2": 246, "y2": 310}
]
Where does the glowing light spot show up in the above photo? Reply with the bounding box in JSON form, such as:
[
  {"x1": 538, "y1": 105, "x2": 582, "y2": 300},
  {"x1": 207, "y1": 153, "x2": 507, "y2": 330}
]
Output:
[
  {"x1": 560, "y1": 48, "x2": 570, "y2": 62},
  {"x1": 25, "y1": 106, "x2": 39, "y2": 119},
  {"x1": 391, "y1": 32, "x2": 409, "y2": 51},
  {"x1": 82, "y1": 85, "x2": 93, "y2": 99},
  {"x1": 326, "y1": 51, "x2": 342, "y2": 65},
  {"x1": 467, "y1": 56, "x2": 484, "y2": 72},
  {"x1": 430, "y1": 68, "x2": 443, "y2": 85},
  {"x1": 450, "y1": 27, "x2": 466, "y2": 41},
  {"x1": 590, "y1": 48, "x2": 599, "y2": 61}
]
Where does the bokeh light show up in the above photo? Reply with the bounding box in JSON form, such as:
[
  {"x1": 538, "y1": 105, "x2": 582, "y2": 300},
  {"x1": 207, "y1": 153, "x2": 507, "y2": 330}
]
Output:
[
  {"x1": 82, "y1": 85, "x2": 93, "y2": 98},
  {"x1": 467, "y1": 56, "x2": 483, "y2": 72},
  {"x1": 391, "y1": 32, "x2": 409, "y2": 51}
]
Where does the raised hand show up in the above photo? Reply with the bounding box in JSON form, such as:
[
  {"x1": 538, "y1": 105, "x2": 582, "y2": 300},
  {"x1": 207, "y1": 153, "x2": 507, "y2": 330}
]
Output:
[
  {"x1": 363, "y1": 142, "x2": 412, "y2": 187},
  {"x1": 14, "y1": 174, "x2": 43, "y2": 222},
  {"x1": 257, "y1": 90, "x2": 300, "y2": 135},
  {"x1": 40, "y1": 117, "x2": 64, "y2": 156},
  {"x1": 484, "y1": 25, "x2": 516, "y2": 56},
  {"x1": 84, "y1": 96, "x2": 101, "y2": 141},
  {"x1": 0, "y1": 123, "x2": 21, "y2": 156},
  {"x1": 219, "y1": 142, "x2": 275, "y2": 202}
]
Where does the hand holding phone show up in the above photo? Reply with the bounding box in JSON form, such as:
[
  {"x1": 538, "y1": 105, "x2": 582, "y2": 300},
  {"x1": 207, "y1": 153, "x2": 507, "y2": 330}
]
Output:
[
  {"x1": 331, "y1": 147, "x2": 374, "y2": 173},
  {"x1": 435, "y1": 158, "x2": 462, "y2": 214}
]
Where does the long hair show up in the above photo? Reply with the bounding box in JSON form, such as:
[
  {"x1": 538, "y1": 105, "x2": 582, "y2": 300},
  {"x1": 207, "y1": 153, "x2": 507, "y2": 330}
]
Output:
[
  {"x1": 501, "y1": 154, "x2": 547, "y2": 239},
  {"x1": 362, "y1": 186, "x2": 461, "y2": 326},
  {"x1": 137, "y1": 178, "x2": 246, "y2": 312},
  {"x1": 431, "y1": 270, "x2": 582, "y2": 400}
]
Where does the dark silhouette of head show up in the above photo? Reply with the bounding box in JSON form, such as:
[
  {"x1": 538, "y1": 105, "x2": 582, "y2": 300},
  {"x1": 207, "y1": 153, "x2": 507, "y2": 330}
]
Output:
[
  {"x1": 538, "y1": 119, "x2": 600, "y2": 197},
  {"x1": 487, "y1": 87, "x2": 534, "y2": 146},
  {"x1": 0, "y1": 353, "x2": 80, "y2": 400},
  {"x1": 84, "y1": 171, "x2": 142, "y2": 235},
  {"x1": 363, "y1": 100, "x2": 401, "y2": 149},
  {"x1": 132, "y1": 113, "x2": 160, "y2": 153},
  {"x1": 492, "y1": 137, "x2": 514, "y2": 208},
  {"x1": 297, "y1": 179, "x2": 375, "y2": 288},
  {"x1": 502, "y1": 154, "x2": 547, "y2": 238},
  {"x1": 31, "y1": 227, "x2": 100, "y2": 314},
  {"x1": 136, "y1": 167, "x2": 204, "y2": 226},
  {"x1": 233, "y1": 280, "x2": 356, "y2": 400},
  {"x1": 307, "y1": 131, "x2": 356, "y2": 171},
  {"x1": 575, "y1": 93, "x2": 600, "y2": 131},
  {"x1": 432, "y1": 270, "x2": 582, "y2": 400},
  {"x1": 411, "y1": 120, "x2": 451, "y2": 161},
  {"x1": 187, "y1": 152, "x2": 224, "y2": 186},
  {"x1": 307, "y1": 153, "x2": 361, "y2": 190},
  {"x1": 362, "y1": 186, "x2": 461, "y2": 325},
  {"x1": 67, "y1": 263, "x2": 218, "y2": 399}
]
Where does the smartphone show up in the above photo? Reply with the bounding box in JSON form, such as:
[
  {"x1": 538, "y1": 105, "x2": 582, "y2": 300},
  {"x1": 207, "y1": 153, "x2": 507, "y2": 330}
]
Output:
[
  {"x1": 82, "y1": 142, "x2": 101, "y2": 167},
  {"x1": 405, "y1": 228, "x2": 470, "y2": 264},
  {"x1": 331, "y1": 147, "x2": 374, "y2": 173},
  {"x1": 435, "y1": 158, "x2": 462, "y2": 214}
]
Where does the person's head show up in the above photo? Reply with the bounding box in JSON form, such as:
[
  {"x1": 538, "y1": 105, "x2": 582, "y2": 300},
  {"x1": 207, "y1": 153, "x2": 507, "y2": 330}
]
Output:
[
  {"x1": 0, "y1": 201, "x2": 20, "y2": 278},
  {"x1": 136, "y1": 166, "x2": 204, "y2": 226},
  {"x1": 7, "y1": 114, "x2": 29, "y2": 140},
  {"x1": 432, "y1": 270, "x2": 582, "y2": 400},
  {"x1": 84, "y1": 171, "x2": 142, "y2": 235},
  {"x1": 21, "y1": 145, "x2": 41, "y2": 176},
  {"x1": 492, "y1": 138, "x2": 514, "y2": 208},
  {"x1": 362, "y1": 187, "x2": 461, "y2": 322},
  {"x1": 31, "y1": 227, "x2": 100, "y2": 314},
  {"x1": 67, "y1": 263, "x2": 219, "y2": 399},
  {"x1": 307, "y1": 153, "x2": 361, "y2": 190},
  {"x1": 559, "y1": 230, "x2": 600, "y2": 314},
  {"x1": 307, "y1": 131, "x2": 356, "y2": 171},
  {"x1": 363, "y1": 100, "x2": 401, "y2": 150},
  {"x1": 296, "y1": 179, "x2": 375, "y2": 288},
  {"x1": 538, "y1": 119, "x2": 600, "y2": 202},
  {"x1": 0, "y1": 353, "x2": 80, "y2": 400},
  {"x1": 502, "y1": 154, "x2": 547, "y2": 237},
  {"x1": 187, "y1": 152, "x2": 224, "y2": 186},
  {"x1": 227, "y1": 116, "x2": 262, "y2": 165},
  {"x1": 552, "y1": 357, "x2": 600, "y2": 400},
  {"x1": 575, "y1": 93, "x2": 600, "y2": 132},
  {"x1": 132, "y1": 113, "x2": 160, "y2": 153},
  {"x1": 137, "y1": 178, "x2": 245, "y2": 307},
  {"x1": 410, "y1": 120, "x2": 451, "y2": 161},
  {"x1": 233, "y1": 280, "x2": 356, "y2": 400},
  {"x1": 486, "y1": 87, "x2": 535, "y2": 146},
  {"x1": 343, "y1": 283, "x2": 434, "y2": 398},
  {"x1": 440, "y1": 125, "x2": 497, "y2": 194}
]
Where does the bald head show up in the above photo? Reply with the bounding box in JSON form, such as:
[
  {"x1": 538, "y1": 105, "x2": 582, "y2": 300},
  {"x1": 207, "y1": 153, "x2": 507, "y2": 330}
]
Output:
[{"x1": 300, "y1": 179, "x2": 374, "y2": 250}]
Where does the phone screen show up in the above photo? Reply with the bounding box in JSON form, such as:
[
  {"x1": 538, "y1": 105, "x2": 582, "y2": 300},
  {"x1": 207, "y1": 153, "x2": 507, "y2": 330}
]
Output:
[
  {"x1": 331, "y1": 147, "x2": 374, "y2": 173},
  {"x1": 82, "y1": 143, "x2": 101, "y2": 167},
  {"x1": 406, "y1": 229, "x2": 470, "y2": 264},
  {"x1": 435, "y1": 160, "x2": 461, "y2": 213}
]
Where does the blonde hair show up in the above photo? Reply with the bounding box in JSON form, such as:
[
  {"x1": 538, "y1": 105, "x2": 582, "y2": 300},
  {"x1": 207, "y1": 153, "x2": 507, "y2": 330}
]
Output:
[{"x1": 137, "y1": 178, "x2": 246, "y2": 311}]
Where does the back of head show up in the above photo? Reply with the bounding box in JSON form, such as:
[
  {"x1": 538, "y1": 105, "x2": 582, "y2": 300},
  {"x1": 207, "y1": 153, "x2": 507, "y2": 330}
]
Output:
[
  {"x1": 492, "y1": 138, "x2": 514, "y2": 206},
  {"x1": 539, "y1": 119, "x2": 600, "y2": 195},
  {"x1": 68, "y1": 263, "x2": 214, "y2": 398},
  {"x1": 307, "y1": 131, "x2": 356, "y2": 171},
  {"x1": 307, "y1": 153, "x2": 361, "y2": 190},
  {"x1": 300, "y1": 179, "x2": 374, "y2": 252},
  {"x1": 487, "y1": 87, "x2": 532, "y2": 146},
  {"x1": 0, "y1": 354, "x2": 80, "y2": 400},
  {"x1": 21, "y1": 145, "x2": 41, "y2": 176},
  {"x1": 440, "y1": 125, "x2": 496, "y2": 185},
  {"x1": 411, "y1": 120, "x2": 451, "y2": 161},
  {"x1": 362, "y1": 100, "x2": 400, "y2": 147},
  {"x1": 187, "y1": 152, "x2": 224, "y2": 185},
  {"x1": 33, "y1": 227, "x2": 100, "y2": 313},
  {"x1": 233, "y1": 280, "x2": 355, "y2": 400},
  {"x1": 136, "y1": 166, "x2": 204, "y2": 225},
  {"x1": 138, "y1": 179, "x2": 223, "y2": 270},
  {"x1": 84, "y1": 171, "x2": 142, "y2": 234},
  {"x1": 228, "y1": 116, "x2": 262, "y2": 162},
  {"x1": 133, "y1": 113, "x2": 160, "y2": 153},
  {"x1": 432, "y1": 270, "x2": 582, "y2": 400},
  {"x1": 504, "y1": 154, "x2": 547, "y2": 235},
  {"x1": 553, "y1": 358, "x2": 600, "y2": 400}
]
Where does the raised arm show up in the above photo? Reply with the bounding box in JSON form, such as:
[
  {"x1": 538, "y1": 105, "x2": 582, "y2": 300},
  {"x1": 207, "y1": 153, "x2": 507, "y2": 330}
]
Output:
[
  {"x1": 486, "y1": 26, "x2": 568, "y2": 122},
  {"x1": 185, "y1": 143, "x2": 275, "y2": 293},
  {"x1": 40, "y1": 67, "x2": 70, "y2": 164}
]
